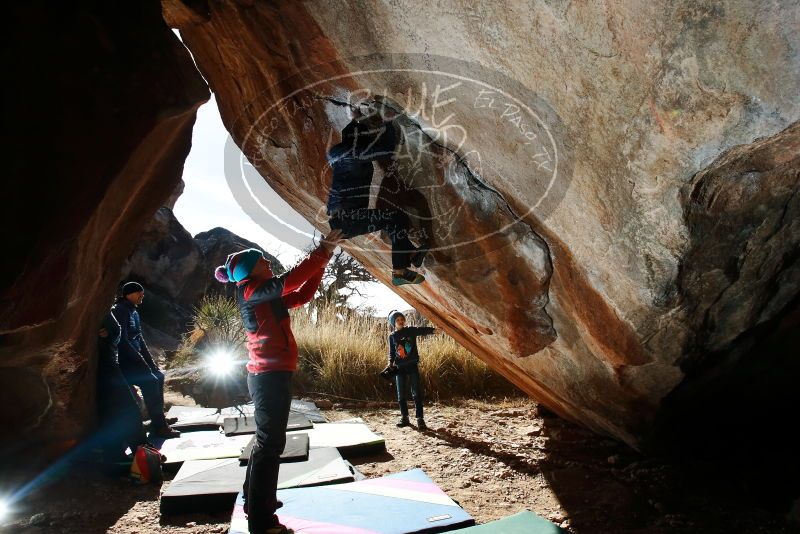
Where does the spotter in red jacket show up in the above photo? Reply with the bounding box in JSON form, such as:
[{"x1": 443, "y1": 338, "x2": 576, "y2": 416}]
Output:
[{"x1": 235, "y1": 246, "x2": 330, "y2": 374}]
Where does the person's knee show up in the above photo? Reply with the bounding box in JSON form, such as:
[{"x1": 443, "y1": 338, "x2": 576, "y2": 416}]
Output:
[{"x1": 255, "y1": 430, "x2": 285, "y2": 456}]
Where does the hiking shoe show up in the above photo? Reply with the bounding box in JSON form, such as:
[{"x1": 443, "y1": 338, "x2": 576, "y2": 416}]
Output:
[
  {"x1": 391, "y1": 269, "x2": 425, "y2": 286},
  {"x1": 151, "y1": 426, "x2": 181, "y2": 439},
  {"x1": 410, "y1": 246, "x2": 429, "y2": 268},
  {"x1": 244, "y1": 500, "x2": 282, "y2": 517},
  {"x1": 264, "y1": 515, "x2": 293, "y2": 534},
  {"x1": 416, "y1": 418, "x2": 428, "y2": 430},
  {"x1": 396, "y1": 418, "x2": 411, "y2": 428},
  {"x1": 165, "y1": 416, "x2": 179, "y2": 425}
]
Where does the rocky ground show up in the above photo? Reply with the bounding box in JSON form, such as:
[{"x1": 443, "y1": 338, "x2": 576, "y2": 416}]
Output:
[{"x1": 2, "y1": 396, "x2": 797, "y2": 533}]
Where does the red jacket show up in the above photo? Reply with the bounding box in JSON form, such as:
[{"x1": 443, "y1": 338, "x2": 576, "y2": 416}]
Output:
[{"x1": 235, "y1": 246, "x2": 330, "y2": 373}]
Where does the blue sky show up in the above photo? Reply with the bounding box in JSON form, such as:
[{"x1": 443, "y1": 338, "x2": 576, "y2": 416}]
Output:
[{"x1": 173, "y1": 96, "x2": 408, "y2": 315}]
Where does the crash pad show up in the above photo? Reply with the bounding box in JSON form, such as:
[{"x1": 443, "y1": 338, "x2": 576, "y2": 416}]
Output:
[
  {"x1": 161, "y1": 447, "x2": 356, "y2": 515},
  {"x1": 239, "y1": 433, "x2": 310, "y2": 464},
  {"x1": 450, "y1": 511, "x2": 565, "y2": 533},
  {"x1": 165, "y1": 405, "x2": 221, "y2": 430},
  {"x1": 344, "y1": 459, "x2": 366, "y2": 481},
  {"x1": 238, "y1": 422, "x2": 383, "y2": 462},
  {"x1": 156, "y1": 431, "x2": 251, "y2": 469},
  {"x1": 291, "y1": 399, "x2": 328, "y2": 423},
  {"x1": 218, "y1": 400, "x2": 328, "y2": 423},
  {"x1": 223, "y1": 412, "x2": 313, "y2": 435},
  {"x1": 229, "y1": 468, "x2": 474, "y2": 534},
  {"x1": 219, "y1": 404, "x2": 255, "y2": 417},
  {"x1": 277, "y1": 447, "x2": 355, "y2": 489},
  {"x1": 304, "y1": 421, "x2": 385, "y2": 459},
  {"x1": 160, "y1": 457, "x2": 245, "y2": 515}
]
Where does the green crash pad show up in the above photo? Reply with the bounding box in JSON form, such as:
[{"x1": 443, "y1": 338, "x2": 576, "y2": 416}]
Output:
[{"x1": 451, "y1": 511, "x2": 565, "y2": 533}]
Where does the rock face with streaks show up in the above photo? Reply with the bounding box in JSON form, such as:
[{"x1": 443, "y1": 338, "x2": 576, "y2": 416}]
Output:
[
  {"x1": 2, "y1": 0, "x2": 797, "y2": 453},
  {"x1": 165, "y1": 0, "x2": 799, "y2": 448},
  {"x1": 0, "y1": 2, "x2": 209, "y2": 448}
]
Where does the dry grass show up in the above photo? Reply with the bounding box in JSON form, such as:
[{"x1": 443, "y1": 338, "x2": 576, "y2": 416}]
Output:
[
  {"x1": 292, "y1": 304, "x2": 519, "y2": 401},
  {"x1": 169, "y1": 296, "x2": 519, "y2": 401}
]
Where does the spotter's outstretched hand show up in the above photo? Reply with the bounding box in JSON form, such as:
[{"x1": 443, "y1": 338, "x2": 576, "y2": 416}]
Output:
[{"x1": 321, "y1": 229, "x2": 345, "y2": 253}]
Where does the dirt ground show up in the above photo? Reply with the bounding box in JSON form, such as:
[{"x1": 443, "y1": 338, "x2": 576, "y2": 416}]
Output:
[{"x1": 1, "y1": 396, "x2": 796, "y2": 534}]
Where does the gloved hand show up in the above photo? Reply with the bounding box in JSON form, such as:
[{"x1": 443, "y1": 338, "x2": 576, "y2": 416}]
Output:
[{"x1": 379, "y1": 364, "x2": 399, "y2": 381}]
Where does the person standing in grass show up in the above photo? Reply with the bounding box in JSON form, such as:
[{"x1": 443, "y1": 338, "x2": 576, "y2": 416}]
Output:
[
  {"x1": 215, "y1": 231, "x2": 342, "y2": 534},
  {"x1": 387, "y1": 310, "x2": 436, "y2": 430}
]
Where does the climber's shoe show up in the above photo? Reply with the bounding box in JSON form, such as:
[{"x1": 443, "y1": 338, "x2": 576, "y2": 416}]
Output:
[
  {"x1": 396, "y1": 417, "x2": 411, "y2": 428},
  {"x1": 264, "y1": 525, "x2": 294, "y2": 534},
  {"x1": 416, "y1": 418, "x2": 428, "y2": 430},
  {"x1": 392, "y1": 269, "x2": 425, "y2": 286},
  {"x1": 410, "y1": 246, "x2": 429, "y2": 268},
  {"x1": 244, "y1": 500, "x2": 283, "y2": 517}
]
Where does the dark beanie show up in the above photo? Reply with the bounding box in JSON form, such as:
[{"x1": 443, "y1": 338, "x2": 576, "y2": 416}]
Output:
[{"x1": 121, "y1": 281, "x2": 144, "y2": 296}]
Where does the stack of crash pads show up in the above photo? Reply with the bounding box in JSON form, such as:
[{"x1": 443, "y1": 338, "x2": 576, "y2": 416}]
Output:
[
  {"x1": 161, "y1": 401, "x2": 560, "y2": 534},
  {"x1": 160, "y1": 399, "x2": 382, "y2": 516},
  {"x1": 155, "y1": 430, "x2": 310, "y2": 471},
  {"x1": 239, "y1": 418, "x2": 386, "y2": 462},
  {"x1": 165, "y1": 401, "x2": 327, "y2": 432},
  {"x1": 160, "y1": 447, "x2": 359, "y2": 514},
  {"x1": 229, "y1": 468, "x2": 475, "y2": 534},
  {"x1": 223, "y1": 411, "x2": 313, "y2": 435}
]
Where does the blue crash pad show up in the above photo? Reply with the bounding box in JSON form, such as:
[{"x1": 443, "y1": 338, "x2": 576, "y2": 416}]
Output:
[{"x1": 230, "y1": 468, "x2": 474, "y2": 533}]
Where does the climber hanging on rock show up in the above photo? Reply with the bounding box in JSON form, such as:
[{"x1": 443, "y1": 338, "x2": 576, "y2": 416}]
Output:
[{"x1": 326, "y1": 101, "x2": 428, "y2": 286}]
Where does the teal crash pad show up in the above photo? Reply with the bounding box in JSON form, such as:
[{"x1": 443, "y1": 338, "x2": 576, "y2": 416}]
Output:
[{"x1": 451, "y1": 511, "x2": 565, "y2": 533}]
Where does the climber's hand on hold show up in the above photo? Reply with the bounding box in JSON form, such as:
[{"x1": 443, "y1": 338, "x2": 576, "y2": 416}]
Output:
[{"x1": 350, "y1": 106, "x2": 364, "y2": 121}]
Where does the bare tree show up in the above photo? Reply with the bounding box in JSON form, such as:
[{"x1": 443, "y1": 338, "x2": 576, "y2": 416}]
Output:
[{"x1": 314, "y1": 249, "x2": 376, "y2": 311}]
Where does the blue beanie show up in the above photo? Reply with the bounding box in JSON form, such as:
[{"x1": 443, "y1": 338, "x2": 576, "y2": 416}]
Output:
[
  {"x1": 387, "y1": 310, "x2": 404, "y2": 328},
  {"x1": 220, "y1": 248, "x2": 263, "y2": 282}
]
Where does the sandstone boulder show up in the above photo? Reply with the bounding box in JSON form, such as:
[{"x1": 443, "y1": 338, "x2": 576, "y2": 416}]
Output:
[
  {"x1": 167, "y1": 0, "x2": 799, "y2": 448},
  {"x1": 0, "y1": 2, "x2": 209, "y2": 448}
]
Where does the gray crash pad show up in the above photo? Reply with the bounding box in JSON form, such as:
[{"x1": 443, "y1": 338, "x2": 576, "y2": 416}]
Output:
[
  {"x1": 222, "y1": 412, "x2": 312, "y2": 436},
  {"x1": 165, "y1": 406, "x2": 221, "y2": 431},
  {"x1": 239, "y1": 432, "x2": 309, "y2": 464},
  {"x1": 160, "y1": 447, "x2": 355, "y2": 515}
]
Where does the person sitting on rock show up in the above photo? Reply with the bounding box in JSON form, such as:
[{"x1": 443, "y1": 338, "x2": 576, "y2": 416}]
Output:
[
  {"x1": 111, "y1": 281, "x2": 180, "y2": 439},
  {"x1": 387, "y1": 310, "x2": 436, "y2": 429},
  {"x1": 214, "y1": 231, "x2": 343, "y2": 534},
  {"x1": 326, "y1": 103, "x2": 427, "y2": 286},
  {"x1": 95, "y1": 311, "x2": 151, "y2": 465}
]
